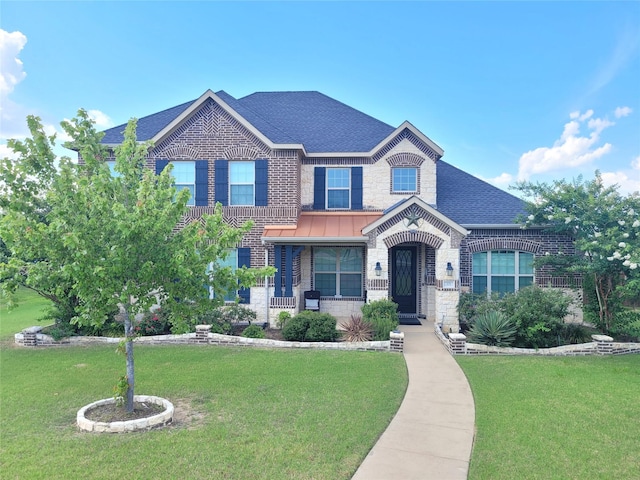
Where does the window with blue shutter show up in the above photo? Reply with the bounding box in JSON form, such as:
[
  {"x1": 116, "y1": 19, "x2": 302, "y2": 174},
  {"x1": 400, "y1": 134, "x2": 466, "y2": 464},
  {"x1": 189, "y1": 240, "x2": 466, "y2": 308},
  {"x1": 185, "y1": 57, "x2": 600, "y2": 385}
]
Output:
[
  {"x1": 155, "y1": 159, "x2": 169, "y2": 175},
  {"x1": 237, "y1": 248, "x2": 251, "y2": 304},
  {"x1": 313, "y1": 167, "x2": 326, "y2": 210},
  {"x1": 195, "y1": 160, "x2": 209, "y2": 206},
  {"x1": 255, "y1": 159, "x2": 268, "y2": 206},
  {"x1": 214, "y1": 160, "x2": 229, "y2": 206}
]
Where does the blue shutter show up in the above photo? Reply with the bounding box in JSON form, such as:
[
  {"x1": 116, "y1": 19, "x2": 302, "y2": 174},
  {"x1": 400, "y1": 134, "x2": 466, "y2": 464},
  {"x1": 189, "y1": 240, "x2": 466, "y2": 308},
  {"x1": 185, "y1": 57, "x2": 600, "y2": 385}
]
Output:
[
  {"x1": 214, "y1": 160, "x2": 228, "y2": 206},
  {"x1": 237, "y1": 248, "x2": 251, "y2": 304},
  {"x1": 255, "y1": 159, "x2": 268, "y2": 206},
  {"x1": 351, "y1": 167, "x2": 363, "y2": 210},
  {"x1": 155, "y1": 159, "x2": 169, "y2": 175},
  {"x1": 195, "y1": 160, "x2": 208, "y2": 206},
  {"x1": 313, "y1": 167, "x2": 326, "y2": 210}
]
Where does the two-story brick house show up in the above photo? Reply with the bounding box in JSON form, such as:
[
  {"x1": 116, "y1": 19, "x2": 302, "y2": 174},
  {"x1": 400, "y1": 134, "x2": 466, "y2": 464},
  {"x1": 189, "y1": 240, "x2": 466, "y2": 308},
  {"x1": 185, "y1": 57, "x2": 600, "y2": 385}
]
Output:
[{"x1": 101, "y1": 89, "x2": 576, "y2": 331}]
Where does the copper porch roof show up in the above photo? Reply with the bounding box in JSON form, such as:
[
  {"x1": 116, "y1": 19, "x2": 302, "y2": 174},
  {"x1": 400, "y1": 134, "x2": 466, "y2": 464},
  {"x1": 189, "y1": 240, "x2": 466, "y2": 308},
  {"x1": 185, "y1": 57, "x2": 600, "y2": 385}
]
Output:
[{"x1": 262, "y1": 211, "x2": 383, "y2": 242}]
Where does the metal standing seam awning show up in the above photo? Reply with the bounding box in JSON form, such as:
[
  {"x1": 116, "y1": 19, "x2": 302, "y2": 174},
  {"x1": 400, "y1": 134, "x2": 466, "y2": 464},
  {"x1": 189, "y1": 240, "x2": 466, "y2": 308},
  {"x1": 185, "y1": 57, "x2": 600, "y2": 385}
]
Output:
[
  {"x1": 261, "y1": 212, "x2": 383, "y2": 298},
  {"x1": 261, "y1": 211, "x2": 383, "y2": 244}
]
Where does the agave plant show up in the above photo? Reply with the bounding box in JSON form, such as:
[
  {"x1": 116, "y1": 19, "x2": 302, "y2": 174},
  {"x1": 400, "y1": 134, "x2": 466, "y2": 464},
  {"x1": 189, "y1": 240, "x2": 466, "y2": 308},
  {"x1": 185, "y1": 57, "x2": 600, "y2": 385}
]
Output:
[
  {"x1": 467, "y1": 311, "x2": 516, "y2": 347},
  {"x1": 342, "y1": 314, "x2": 374, "y2": 342}
]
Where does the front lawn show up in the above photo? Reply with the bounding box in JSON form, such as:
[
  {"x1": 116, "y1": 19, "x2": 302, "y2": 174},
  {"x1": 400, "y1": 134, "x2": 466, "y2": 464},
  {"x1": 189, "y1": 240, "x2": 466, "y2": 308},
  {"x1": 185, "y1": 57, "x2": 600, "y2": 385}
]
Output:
[
  {"x1": 457, "y1": 355, "x2": 640, "y2": 480},
  {"x1": 0, "y1": 301, "x2": 407, "y2": 479},
  {"x1": 0, "y1": 287, "x2": 52, "y2": 341}
]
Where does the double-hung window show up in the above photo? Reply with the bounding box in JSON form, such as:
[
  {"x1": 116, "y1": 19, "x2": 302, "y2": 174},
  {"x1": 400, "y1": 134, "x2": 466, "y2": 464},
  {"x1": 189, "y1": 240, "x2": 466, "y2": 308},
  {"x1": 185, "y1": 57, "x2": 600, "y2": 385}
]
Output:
[
  {"x1": 314, "y1": 247, "x2": 363, "y2": 297},
  {"x1": 326, "y1": 168, "x2": 351, "y2": 209},
  {"x1": 172, "y1": 161, "x2": 196, "y2": 206},
  {"x1": 229, "y1": 161, "x2": 255, "y2": 206},
  {"x1": 208, "y1": 248, "x2": 251, "y2": 303},
  {"x1": 472, "y1": 251, "x2": 534, "y2": 295},
  {"x1": 392, "y1": 167, "x2": 417, "y2": 193}
]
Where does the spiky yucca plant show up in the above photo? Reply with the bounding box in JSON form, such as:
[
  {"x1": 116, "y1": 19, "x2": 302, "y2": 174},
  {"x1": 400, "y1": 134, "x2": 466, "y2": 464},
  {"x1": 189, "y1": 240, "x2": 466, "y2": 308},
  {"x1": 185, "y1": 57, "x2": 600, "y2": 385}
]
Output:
[
  {"x1": 467, "y1": 311, "x2": 516, "y2": 347},
  {"x1": 342, "y1": 314, "x2": 374, "y2": 342}
]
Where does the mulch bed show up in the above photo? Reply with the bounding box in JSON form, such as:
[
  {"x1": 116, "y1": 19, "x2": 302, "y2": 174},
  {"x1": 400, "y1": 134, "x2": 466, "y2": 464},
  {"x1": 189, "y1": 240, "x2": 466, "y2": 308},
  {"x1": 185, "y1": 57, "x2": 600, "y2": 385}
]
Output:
[{"x1": 85, "y1": 401, "x2": 165, "y2": 422}]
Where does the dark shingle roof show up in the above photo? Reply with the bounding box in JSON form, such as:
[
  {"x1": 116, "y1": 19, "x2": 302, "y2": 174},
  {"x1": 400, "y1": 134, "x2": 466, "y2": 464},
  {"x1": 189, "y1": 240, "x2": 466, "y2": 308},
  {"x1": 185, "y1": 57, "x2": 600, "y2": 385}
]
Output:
[
  {"x1": 100, "y1": 90, "x2": 395, "y2": 152},
  {"x1": 436, "y1": 161, "x2": 526, "y2": 225}
]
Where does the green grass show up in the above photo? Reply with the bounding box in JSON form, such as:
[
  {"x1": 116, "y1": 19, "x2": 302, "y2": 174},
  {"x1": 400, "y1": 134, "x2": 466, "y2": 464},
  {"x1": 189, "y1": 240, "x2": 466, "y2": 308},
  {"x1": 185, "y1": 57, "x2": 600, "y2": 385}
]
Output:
[
  {"x1": 0, "y1": 287, "x2": 52, "y2": 341},
  {"x1": 0, "y1": 291, "x2": 408, "y2": 480},
  {"x1": 457, "y1": 355, "x2": 640, "y2": 480}
]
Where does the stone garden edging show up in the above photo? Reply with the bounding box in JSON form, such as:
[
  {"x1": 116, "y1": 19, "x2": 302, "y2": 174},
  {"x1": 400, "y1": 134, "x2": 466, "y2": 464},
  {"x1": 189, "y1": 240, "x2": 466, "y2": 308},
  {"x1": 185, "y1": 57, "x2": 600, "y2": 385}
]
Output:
[{"x1": 77, "y1": 395, "x2": 174, "y2": 433}]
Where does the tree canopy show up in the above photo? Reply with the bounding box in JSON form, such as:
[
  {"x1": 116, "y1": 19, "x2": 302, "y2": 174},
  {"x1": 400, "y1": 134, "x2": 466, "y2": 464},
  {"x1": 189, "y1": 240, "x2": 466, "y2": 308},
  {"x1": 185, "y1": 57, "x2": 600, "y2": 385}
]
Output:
[
  {"x1": 513, "y1": 173, "x2": 639, "y2": 334},
  {"x1": 1, "y1": 110, "x2": 273, "y2": 411}
]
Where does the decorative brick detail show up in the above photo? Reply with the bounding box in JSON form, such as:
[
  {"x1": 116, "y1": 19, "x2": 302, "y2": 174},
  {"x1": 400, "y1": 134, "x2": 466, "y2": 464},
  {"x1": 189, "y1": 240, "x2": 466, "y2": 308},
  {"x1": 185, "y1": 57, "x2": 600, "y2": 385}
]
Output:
[
  {"x1": 389, "y1": 331, "x2": 404, "y2": 353},
  {"x1": 466, "y1": 238, "x2": 543, "y2": 254},
  {"x1": 223, "y1": 146, "x2": 260, "y2": 160},
  {"x1": 158, "y1": 144, "x2": 203, "y2": 160},
  {"x1": 194, "y1": 325, "x2": 212, "y2": 344},
  {"x1": 372, "y1": 128, "x2": 440, "y2": 163},
  {"x1": 448, "y1": 333, "x2": 467, "y2": 354},
  {"x1": 385, "y1": 152, "x2": 425, "y2": 167},
  {"x1": 22, "y1": 326, "x2": 42, "y2": 347},
  {"x1": 378, "y1": 208, "x2": 451, "y2": 238},
  {"x1": 592, "y1": 334, "x2": 614, "y2": 355},
  {"x1": 384, "y1": 231, "x2": 444, "y2": 249}
]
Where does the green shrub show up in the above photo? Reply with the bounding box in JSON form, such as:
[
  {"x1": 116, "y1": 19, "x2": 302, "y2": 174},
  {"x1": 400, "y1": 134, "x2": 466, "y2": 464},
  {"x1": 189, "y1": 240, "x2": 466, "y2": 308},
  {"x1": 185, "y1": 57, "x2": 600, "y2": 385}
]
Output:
[
  {"x1": 135, "y1": 308, "x2": 171, "y2": 336},
  {"x1": 467, "y1": 311, "x2": 516, "y2": 347},
  {"x1": 559, "y1": 323, "x2": 595, "y2": 344},
  {"x1": 242, "y1": 324, "x2": 266, "y2": 338},
  {"x1": 457, "y1": 292, "x2": 501, "y2": 332},
  {"x1": 221, "y1": 303, "x2": 257, "y2": 325},
  {"x1": 195, "y1": 304, "x2": 257, "y2": 334},
  {"x1": 609, "y1": 309, "x2": 640, "y2": 341},
  {"x1": 501, "y1": 286, "x2": 571, "y2": 348},
  {"x1": 276, "y1": 311, "x2": 291, "y2": 330},
  {"x1": 341, "y1": 314, "x2": 373, "y2": 342},
  {"x1": 361, "y1": 299, "x2": 399, "y2": 340},
  {"x1": 282, "y1": 311, "x2": 338, "y2": 342}
]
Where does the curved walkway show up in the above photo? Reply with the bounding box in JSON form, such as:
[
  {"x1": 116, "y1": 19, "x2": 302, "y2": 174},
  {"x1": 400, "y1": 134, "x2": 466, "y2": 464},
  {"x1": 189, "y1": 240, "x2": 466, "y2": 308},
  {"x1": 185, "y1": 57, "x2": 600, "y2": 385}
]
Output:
[{"x1": 352, "y1": 324, "x2": 476, "y2": 480}]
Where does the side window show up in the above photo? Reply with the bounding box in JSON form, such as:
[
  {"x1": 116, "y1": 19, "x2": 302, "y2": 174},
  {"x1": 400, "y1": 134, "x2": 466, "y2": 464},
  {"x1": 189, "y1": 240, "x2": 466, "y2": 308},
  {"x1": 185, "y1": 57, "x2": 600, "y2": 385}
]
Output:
[
  {"x1": 229, "y1": 161, "x2": 255, "y2": 206},
  {"x1": 472, "y1": 251, "x2": 534, "y2": 295},
  {"x1": 156, "y1": 160, "x2": 208, "y2": 207},
  {"x1": 392, "y1": 167, "x2": 417, "y2": 193}
]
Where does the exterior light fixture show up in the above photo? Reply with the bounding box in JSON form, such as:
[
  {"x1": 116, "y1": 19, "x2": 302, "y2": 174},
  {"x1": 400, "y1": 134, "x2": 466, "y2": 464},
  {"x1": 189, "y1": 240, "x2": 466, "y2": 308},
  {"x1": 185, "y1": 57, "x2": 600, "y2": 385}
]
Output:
[
  {"x1": 375, "y1": 261, "x2": 382, "y2": 276},
  {"x1": 446, "y1": 262, "x2": 454, "y2": 277}
]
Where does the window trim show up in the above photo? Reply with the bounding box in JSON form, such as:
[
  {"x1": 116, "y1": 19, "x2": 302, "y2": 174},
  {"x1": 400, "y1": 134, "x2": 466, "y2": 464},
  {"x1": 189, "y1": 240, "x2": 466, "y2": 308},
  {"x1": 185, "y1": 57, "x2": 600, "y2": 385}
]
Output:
[
  {"x1": 326, "y1": 168, "x2": 351, "y2": 210},
  {"x1": 313, "y1": 246, "x2": 364, "y2": 298},
  {"x1": 172, "y1": 161, "x2": 196, "y2": 206},
  {"x1": 472, "y1": 250, "x2": 534, "y2": 295},
  {"x1": 391, "y1": 167, "x2": 418, "y2": 193}
]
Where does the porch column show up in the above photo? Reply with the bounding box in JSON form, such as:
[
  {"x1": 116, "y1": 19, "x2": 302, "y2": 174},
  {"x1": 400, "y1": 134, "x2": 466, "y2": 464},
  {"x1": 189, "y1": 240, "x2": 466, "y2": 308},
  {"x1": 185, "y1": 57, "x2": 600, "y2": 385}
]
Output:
[
  {"x1": 434, "y1": 247, "x2": 460, "y2": 332},
  {"x1": 274, "y1": 245, "x2": 282, "y2": 297}
]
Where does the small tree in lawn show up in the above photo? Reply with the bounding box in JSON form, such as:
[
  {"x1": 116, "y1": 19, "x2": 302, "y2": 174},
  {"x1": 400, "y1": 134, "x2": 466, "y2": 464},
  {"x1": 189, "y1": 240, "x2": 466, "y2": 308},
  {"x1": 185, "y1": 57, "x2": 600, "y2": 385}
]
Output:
[
  {"x1": 513, "y1": 173, "x2": 639, "y2": 334},
  {"x1": 1, "y1": 111, "x2": 273, "y2": 413}
]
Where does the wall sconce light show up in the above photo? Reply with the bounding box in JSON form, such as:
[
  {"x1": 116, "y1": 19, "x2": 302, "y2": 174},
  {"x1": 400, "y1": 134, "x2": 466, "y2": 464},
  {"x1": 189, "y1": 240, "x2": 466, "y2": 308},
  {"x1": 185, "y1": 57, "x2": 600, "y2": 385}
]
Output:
[
  {"x1": 375, "y1": 261, "x2": 382, "y2": 277},
  {"x1": 446, "y1": 262, "x2": 454, "y2": 277}
]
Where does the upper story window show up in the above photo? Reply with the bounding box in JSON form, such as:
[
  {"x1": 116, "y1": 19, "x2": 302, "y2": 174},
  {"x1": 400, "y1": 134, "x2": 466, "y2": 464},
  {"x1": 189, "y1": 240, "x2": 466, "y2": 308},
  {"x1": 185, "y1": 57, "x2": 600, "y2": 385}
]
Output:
[
  {"x1": 155, "y1": 159, "x2": 208, "y2": 207},
  {"x1": 214, "y1": 159, "x2": 268, "y2": 207},
  {"x1": 229, "y1": 161, "x2": 255, "y2": 206},
  {"x1": 392, "y1": 167, "x2": 417, "y2": 193},
  {"x1": 472, "y1": 251, "x2": 534, "y2": 295},
  {"x1": 313, "y1": 247, "x2": 363, "y2": 297},
  {"x1": 313, "y1": 166, "x2": 363, "y2": 211},
  {"x1": 106, "y1": 161, "x2": 120, "y2": 178},
  {"x1": 326, "y1": 168, "x2": 351, "y2": 209},
  {"x1": 172, "y1": 161, "x2": 196, "y2": 206}
]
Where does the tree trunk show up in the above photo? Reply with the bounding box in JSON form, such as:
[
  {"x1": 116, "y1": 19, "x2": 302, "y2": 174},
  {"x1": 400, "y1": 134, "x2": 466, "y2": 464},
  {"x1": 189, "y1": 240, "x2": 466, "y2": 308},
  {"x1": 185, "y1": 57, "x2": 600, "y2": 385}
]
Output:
[{"x1": 123, "y1": 308, "x2": 135, "y2": 413}]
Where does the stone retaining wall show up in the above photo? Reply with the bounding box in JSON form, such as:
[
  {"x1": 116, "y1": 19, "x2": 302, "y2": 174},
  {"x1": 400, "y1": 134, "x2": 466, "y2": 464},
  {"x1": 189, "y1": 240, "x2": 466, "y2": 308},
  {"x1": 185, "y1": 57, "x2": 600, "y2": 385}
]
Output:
[
  {"x1": 15, "y1": 325, "x2": 401, "y2": 353},
  {"x1": 434, "y1": 324, "x2": 640, "y2": 356}
]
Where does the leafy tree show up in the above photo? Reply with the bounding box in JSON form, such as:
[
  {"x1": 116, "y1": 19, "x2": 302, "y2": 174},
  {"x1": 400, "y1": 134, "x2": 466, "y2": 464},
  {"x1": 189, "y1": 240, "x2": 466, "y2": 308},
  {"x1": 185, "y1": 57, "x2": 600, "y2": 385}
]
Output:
[
  {"x1": 513, "y1": 173, "x2": 639, "y2": 333},
  {"x1": 0, "y1": 111, "x2": 273, "y2": 412}
]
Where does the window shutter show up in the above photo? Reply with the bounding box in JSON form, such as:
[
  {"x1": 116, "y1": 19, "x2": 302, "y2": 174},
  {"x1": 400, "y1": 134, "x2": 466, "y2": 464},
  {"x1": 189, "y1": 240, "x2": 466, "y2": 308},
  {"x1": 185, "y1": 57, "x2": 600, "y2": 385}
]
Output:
[
  {"x1": 155, "y1": 159, "x2": 169, "y2": 175},
  {"x1": 351, "y1": 167, "x2": 363, "y2": 210},
  {"x1": 195, "y1": 160, "x2": 209, "y2": 206},
  {"x1": 255, "y1": 159, "x2": 268, "y2": 206},
  {"x1": 214, "y1": 160, "x2": 228, "y2": 206},
  {"x1": 237, "y1": 248, "x2": 251, "y2": 304},
  {"x1": 313, "y1": 167, "x2": 326, "y2": 210}
]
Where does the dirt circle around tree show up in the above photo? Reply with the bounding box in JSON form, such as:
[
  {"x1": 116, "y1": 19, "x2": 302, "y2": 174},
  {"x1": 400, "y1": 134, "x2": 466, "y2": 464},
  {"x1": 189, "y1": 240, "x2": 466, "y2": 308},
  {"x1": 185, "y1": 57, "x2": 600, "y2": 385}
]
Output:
[{"x1": 77, "y1": 395, "x2": 174, "y2": 433}]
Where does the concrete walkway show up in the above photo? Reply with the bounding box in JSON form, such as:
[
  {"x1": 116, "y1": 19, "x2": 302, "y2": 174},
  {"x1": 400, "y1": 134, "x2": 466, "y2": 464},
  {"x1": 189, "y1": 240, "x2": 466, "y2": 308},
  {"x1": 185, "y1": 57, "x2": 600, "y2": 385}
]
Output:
[{"x1": 352, "y1": 324, "x2": 476, "y2": 480}]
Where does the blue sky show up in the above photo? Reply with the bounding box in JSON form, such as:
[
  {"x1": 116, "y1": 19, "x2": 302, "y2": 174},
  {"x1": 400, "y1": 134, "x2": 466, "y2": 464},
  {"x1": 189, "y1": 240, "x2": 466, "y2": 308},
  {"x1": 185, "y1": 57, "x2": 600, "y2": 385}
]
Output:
[{"x1": 1, "y1": 1, "x2": 639, "y2": 194}]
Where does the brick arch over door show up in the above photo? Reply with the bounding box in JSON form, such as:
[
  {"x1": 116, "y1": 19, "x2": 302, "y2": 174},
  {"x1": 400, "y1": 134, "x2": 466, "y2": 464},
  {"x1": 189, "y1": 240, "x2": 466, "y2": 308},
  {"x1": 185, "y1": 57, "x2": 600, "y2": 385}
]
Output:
[
  {"x1": 384, "y1": 231, "x2": 444, "y2": 249},
  {"x1": 466, "y1": 238, "x2": 542, "y2": 254}
]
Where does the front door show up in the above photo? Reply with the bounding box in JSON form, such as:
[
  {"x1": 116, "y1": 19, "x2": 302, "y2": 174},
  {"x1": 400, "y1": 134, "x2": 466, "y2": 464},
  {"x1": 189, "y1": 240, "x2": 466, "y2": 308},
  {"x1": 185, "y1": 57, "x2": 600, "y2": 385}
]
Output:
[{"x1": 391, "y1": 246, "x2": 417, "y2": 315}]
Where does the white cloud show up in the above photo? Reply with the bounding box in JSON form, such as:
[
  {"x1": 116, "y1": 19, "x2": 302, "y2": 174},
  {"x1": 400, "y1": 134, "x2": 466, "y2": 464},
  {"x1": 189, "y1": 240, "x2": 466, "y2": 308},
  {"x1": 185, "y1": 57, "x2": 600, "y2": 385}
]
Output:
[
  {"x1": 600, "y1": 156, "x2": 640, "y2": 195},
  {"x1": 587, "y1": 27, "x2": 640, "y2": 96},
  {"x1": 517, "y1": 110, "x2": 614, "y2": 180},
  {"x1": 0, "y1": 142, "x2": 19, "y2": 160},
  {"x1": 87, "y1": 109, "x2": 114, "y2": 128},
  {"x1": 477, "y1": 172, "x2": 514, "y2": 188},
  {"x1": 0, "y1": 30, "x2": 27, "y2": 97},
  {"x1": 615, "y1": 106, "x2": 632, "y2": 118}
]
